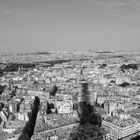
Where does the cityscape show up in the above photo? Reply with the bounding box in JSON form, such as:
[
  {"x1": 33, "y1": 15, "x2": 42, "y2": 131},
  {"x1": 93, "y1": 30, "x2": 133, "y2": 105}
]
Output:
[
  {"x1": 1, "y1": 0, "x2": 140, "y2": 140},
  {"x1": 0, "y1": 51, "x2": 140, "y2": 140}
]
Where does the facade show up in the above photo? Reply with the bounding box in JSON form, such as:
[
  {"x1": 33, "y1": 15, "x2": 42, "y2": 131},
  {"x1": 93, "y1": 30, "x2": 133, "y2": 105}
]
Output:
[
  {"x1": 9, "y1": 101, "x2": 19, "y2": 113},
  {"x1": 102, "y1": 115, "x2": 140, "y2": 140},
  {"x1": 56, "y1": 100, "x2": 73, "y2": 114},
  {"x1": 18, "y1": 112, "x2": 29, "y2": 121},
  {"x1": 104, "y1": 100, "x2": 117, "y2": 115}
]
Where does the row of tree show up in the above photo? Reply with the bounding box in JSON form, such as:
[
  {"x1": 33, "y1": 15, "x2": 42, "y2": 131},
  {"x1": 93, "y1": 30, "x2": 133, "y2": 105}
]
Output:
[{"x1": 120, "y1": 63, "x2": 138, "y2": 72}]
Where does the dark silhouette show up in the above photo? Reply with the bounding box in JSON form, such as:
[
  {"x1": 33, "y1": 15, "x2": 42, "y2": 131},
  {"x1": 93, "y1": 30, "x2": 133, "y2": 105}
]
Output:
[
  {"x1": 131, "y1": 136, "x2": 140, "y2": 140},
  {"x1": 35, "y1": 52, "x2": 51, "y2": 55},
  {"x1": 0, "y1": 85, "x2": 6, "y2": 94},
  {"x1": 77, "y1": 102, "x2": 102, "y2": 126},
  {"x1": 69, "y1": 82, "x2": 103, "y2": 140},
  {"x1": 120, "y1": 63, "x2": 138, "y2": 72},
  {"x1": 80, "y1": 69, "x2": 83, "y2": 75},
  {"x1": 49, "y1": 103, "x2": 55, "y2": 109},
  {"x1": 99, "y1": 63, "x2": 107, "y2": 69},
  {"x1": 18, "y1": 96, "x2": 40, "y2": 140},
  {"x1": 2, "y1": 63, "x2": 35, "y2": 72},
  {"x1": 50, "y1": 85, "x2": 58, "y2": 96},
  {"x1": 55, "y1": 108, "x2": 58, "y2": 113},
  {"x1": 0, "y1": 102, "x2": 4, "y2": 111},
  {"x1": 119, "y1": 82, "x2": 130, "y2": 87},
  {"x1": 9, "y1": 86, "x2": 18, "y2": 100},
  {"x1": 46, "y1": 101, "x2": 52, "y2": 114},
  {"x1": 0, "y1": 102, "x2": 8, "y2": 128},
  {"x1": 0, "y1": 71, "x2": 3, "y2": 76},
  {"x1": 17, "y1": 98, "x2": 24, "y2": 112}
]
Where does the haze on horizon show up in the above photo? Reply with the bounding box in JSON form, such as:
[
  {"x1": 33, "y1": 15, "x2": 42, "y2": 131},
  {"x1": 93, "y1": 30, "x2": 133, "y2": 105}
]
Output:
[{"x1": 0, "y1": 0, "x2": 140, "y2": 53}]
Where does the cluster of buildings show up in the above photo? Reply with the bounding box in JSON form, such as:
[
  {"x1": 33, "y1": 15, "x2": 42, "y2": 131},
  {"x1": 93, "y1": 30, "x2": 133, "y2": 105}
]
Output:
[{"x1": 0, "y1": 52, "x2": 140, "y2": 139}]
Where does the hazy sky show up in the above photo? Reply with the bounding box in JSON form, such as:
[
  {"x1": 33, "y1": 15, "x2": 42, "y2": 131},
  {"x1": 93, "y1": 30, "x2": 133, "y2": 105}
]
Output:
[{"x1": 0, "y1": 0, "x2": 140, "y2": 53}]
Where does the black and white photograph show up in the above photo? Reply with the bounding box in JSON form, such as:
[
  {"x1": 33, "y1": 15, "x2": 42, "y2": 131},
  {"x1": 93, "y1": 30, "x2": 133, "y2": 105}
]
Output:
[{"x1": 0, "y1": 0, "x2": 140, "y2": 140}]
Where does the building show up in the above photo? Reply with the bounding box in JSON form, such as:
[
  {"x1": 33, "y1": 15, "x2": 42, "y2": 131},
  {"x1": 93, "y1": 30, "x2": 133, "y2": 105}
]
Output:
[
  {"x1": 56, "y1": 100, "x2": 73, "y2": 114},
  {"x1": 18, "y1": 112, "x2": 29, "y2": 121},
  {"x1": 102, "y1": 115, "x2": 140, "y2": 140},
  {"x1": 9, "y1": 100, "x2": 19, "y2": 113},
  {"x1": 104, "y1": 100, "x2": 117, "y2": 115}
]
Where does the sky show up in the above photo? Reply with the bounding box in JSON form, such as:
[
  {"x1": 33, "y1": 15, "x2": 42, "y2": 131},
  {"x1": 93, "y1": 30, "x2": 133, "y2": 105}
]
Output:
[{"x1": 0, "y1": 0, "x2": 140, "y2": 53}]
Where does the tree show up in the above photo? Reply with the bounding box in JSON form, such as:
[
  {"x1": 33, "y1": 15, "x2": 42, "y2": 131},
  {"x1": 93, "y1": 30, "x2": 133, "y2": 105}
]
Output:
[
  {"x1": 0, "y1": 85, "x2": 6, "y2": 95},
  {"x1": 46, "y1": 101, "x2": 52, "y2": 114},
  {"x1": 50, "y1": 85, "x2": 58, "y2": 96},
  {"x1": 55, "y1": 109, "x2": 58, "y2": 113},
  {"x1": 119, "y1": 82, "x2": 130, "y2": 87},
  {"x1": 120, "y1": 63, "x2": 138, "y2": 72},
  {"x1": 99, "y1": 64, "x2": 107, "y2": 69},
  {"x1": 0, "y1": 102, "x2": 4, "y2": 111}
]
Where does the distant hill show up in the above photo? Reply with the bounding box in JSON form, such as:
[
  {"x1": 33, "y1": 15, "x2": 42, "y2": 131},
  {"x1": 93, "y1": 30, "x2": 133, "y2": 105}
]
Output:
[{"x1": 33, "y1": 52, "x2": 51, "y2": 55}]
